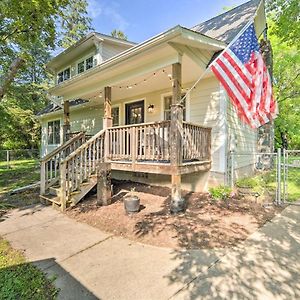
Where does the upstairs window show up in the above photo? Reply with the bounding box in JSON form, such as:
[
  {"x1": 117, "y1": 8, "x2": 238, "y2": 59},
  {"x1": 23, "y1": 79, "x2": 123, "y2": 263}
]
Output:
[
  {"x1": 77, "y1": 56, "x2": 94, "y2": 74},
  {"x1": 57, "y1": 68, "x2": 70, "y2": 84},
  {"x1": 77, "y1": 61, "x2": 85, "y2": 74},
  {"x1": 163, "y1": 94, "x2": 186, "y2": 121},
  {"x1": 47, "y1": 120, "x2": 61, "y2": 145}
]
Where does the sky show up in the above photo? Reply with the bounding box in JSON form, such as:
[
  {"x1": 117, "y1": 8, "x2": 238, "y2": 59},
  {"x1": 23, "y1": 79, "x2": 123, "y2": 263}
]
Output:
[{"x1": 87, "y1": 0, "x2": 249, "y2": 43}]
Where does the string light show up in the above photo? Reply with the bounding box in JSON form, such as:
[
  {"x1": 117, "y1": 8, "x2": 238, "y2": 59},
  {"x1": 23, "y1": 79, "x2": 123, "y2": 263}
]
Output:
[{"x1": 111, "y1": 69, "x2": 173, "y2": 89}]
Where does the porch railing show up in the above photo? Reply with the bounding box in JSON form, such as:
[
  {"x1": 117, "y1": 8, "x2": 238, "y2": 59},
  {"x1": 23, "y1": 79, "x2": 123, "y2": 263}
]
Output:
[
  {"x1": 40, "y1": 131, "x2": 86, "y2": 194},
  {"x1": 60, "y1": 129, "x2": 105, "y2": 208},
  {"x1": 107, "y1": 121, "x2": 171, "y2": 162},
  {"x1": 182, "y1": 122, "x2": 211, "y2": 162},
  {"x1": 106, "y1": 120, "x2": 211, "y2": 163}
]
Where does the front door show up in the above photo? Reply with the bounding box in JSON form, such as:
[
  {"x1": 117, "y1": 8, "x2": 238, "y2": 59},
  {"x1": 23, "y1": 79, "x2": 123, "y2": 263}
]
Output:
[{"x1": 125, "y1": 100, "x2": 144, "y2": 125}]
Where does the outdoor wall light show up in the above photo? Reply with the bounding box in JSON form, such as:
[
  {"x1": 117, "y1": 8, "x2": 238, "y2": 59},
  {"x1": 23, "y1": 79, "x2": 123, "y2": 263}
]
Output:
[{"x1": 147, "y1": 104, "x2": 154, "y2": 113}]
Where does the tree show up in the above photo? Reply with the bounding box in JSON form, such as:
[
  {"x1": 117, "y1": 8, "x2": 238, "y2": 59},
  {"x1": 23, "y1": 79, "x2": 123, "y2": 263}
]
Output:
[
  {"x1": 266, "y1": 0, "x2": 300, "y2": 48},
  {"x1": 58, "y1": 0, "x2": 93, "y2": 49},
  {"x1": 111, "y1": 29, "x2": 128, "y2": 41},
  {"x1": 0, "y1": 0, "x2": 70, "y2": 101}
]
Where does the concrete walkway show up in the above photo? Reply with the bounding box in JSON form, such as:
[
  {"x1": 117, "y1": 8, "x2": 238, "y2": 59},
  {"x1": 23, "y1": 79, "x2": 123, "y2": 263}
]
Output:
[{"x1": 0, "y1": 204, "x2": 300, "y2": 300}]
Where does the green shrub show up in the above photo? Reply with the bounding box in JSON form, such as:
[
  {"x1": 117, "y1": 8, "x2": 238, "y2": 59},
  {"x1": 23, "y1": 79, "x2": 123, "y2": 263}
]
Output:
[
  {"x1": 209, "y1": 185, "x2": 232, "y2": 201},
  {"x1": 235, "y1": 177, "x2": 259, "y2": 188}
]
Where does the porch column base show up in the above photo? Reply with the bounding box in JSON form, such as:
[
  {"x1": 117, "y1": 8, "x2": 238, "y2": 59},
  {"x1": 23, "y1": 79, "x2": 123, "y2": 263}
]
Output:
[
  {"x1": 103, "y1": 117, "x2": 112, "y2": 129},
  {"x1": 170, "y1": 174, "x2": 185, "y2": 213},
  {"x1": 97, "y1": 162, "x2": 112, "y2": 206}
]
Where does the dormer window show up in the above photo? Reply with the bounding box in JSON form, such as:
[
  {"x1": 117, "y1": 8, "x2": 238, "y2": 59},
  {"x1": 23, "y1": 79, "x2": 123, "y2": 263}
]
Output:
[
  {"x1": 77, "y1": 55, "x2": 94, "y2": 74},
  {"x1": 86, "y1": 56, "x2": 93, "y2": 70},
  {"x1": 57, "y1": 68, "x2": 70, "y2": 84}
]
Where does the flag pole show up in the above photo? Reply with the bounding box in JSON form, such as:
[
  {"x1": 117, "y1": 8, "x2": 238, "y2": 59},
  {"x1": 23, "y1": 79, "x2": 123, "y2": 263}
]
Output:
[{"x1": 180, "y1": 0, "x2": 263, "y2": 105}]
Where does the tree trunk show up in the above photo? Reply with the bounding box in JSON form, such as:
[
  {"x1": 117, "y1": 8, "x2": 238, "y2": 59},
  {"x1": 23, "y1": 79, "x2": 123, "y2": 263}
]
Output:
[{"x1": 0, "y1": 57, "x2": 25, "y2": 100}]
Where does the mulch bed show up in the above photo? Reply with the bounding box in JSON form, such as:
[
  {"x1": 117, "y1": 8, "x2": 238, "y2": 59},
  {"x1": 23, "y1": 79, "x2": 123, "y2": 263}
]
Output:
[{"x1": 65, "y1": 180, "x2": 283, "y2": 249}]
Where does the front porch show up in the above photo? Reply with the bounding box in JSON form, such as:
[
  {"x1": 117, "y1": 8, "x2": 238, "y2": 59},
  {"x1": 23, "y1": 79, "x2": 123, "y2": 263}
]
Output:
[{"x1": 41, "y1": 29, "x2": 224, "y2": 210}]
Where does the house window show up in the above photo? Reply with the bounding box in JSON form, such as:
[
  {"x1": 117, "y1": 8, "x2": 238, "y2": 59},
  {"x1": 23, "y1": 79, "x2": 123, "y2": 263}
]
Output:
[
  {"x1": 86, "y1": 56, "x2": 93, "y2": 70},
  {"x1": 77, "y1": 61, "x2": 85, "y2": 74},
  {"x1": 163, "y1": 94, "x2": 186, "y2": 121},
  {"x1": 47, "y1": 120, "x2": 61, "y2": 145},
  {"x1": 112, "y1": 107, "x2": 120, "y2": 126},
  {"x1": 57, "y1": 68, "x2": 70, "y2": 84},
  {"x1": 77, "y1": 56, "x2": 94, "y2": 74}
]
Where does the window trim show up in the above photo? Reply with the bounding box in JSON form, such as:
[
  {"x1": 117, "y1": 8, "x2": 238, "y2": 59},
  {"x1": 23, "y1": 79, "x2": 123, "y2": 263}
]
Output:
[
  {"x1": 160, "y1": 92, "x2": 190, "y2": 121},
  {"x1": 47, "y1": 119, "x2": 61, "y2": 145},
  {"x1": 57, "y1": 65, "x2": 71, "y2": 84},
  {"x1": 75, "y1": 52, "x2": 95, "y2": 75}
]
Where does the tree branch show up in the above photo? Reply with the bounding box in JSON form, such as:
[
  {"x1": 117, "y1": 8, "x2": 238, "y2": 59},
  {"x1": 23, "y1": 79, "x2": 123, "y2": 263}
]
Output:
[{"x1": 0, "y1": 57, "x2": 25, "y2": 100}]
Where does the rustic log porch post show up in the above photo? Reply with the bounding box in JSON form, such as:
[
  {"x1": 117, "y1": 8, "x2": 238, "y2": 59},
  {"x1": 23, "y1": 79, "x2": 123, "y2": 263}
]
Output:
[
  {"x1": 97, "y1": 86, "x2": 112, "y2": 205},
  {"x1": 63, "y1": 100, "x2": 70, "y2": 142},
  {"x1": 170, "y1": 62, "x2": 185, "y2": 213}
]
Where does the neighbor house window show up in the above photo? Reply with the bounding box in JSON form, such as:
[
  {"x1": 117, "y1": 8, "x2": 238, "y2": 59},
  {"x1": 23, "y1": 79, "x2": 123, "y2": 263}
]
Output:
[
  {"x1": 77, "y1": 56, "x2": 94, "y2": 74},
  {"x1": 163, "y1": 94, "x2": 186, "y2": 121},
  {"x1": 47, "y1": 120, "x2": 60, "y2": 145},
  {"x1": 112, "y1": 107, "x2": 120, "y2": 126},
  {"x1": 57, "y1": 68, "x2": 70, "y2": 84}
]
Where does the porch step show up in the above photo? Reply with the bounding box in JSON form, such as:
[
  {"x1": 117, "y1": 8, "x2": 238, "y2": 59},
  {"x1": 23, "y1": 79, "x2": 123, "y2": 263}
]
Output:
[
  {"x1": 40, "y1": 194, "x2": 61, "y2": 206},
  {"x1": 70, "y1": 175, "x2": 98, "y2": 206}
]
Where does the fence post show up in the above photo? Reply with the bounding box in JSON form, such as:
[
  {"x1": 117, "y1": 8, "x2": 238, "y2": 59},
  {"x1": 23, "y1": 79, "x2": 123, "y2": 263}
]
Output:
[
  {"x1": 6, "y1": 150, "x2": 10, "y2": 169},
  {"x1": 282, "y1": 148, "x2": 286, "y2": 204},
  {"x1": 230, "y1": 151, "x2": 235, "y2": 188},
  {"x1": 277, "y1": 148, "x2": 282, "y2": 205}
]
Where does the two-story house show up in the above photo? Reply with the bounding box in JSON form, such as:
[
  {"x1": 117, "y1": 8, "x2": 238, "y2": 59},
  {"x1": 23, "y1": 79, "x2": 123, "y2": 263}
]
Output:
[{"x1": 37, "y1": 0, "x2": 269, "y2": 212}]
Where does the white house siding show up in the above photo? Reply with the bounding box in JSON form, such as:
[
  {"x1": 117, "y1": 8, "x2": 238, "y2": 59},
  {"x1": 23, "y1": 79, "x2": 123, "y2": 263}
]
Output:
[
  {"x1": 40, "y1": 105, "x2": 103, "y2": 157},
  {"x1": 226, "y1": 92, "x2": 258, "y2": 178},
  {"x1": 189, "y1": 77, "x2": 225, "y2": 175},
  {"x1": 102, "y1": 43, "x2": 129, "y2": 61}
]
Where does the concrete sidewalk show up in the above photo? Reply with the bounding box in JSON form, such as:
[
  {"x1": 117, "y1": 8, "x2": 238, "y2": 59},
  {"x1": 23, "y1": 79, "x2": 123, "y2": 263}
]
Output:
[{"x1": 1, "y1": 204, "x2": 300, "y2": 299}]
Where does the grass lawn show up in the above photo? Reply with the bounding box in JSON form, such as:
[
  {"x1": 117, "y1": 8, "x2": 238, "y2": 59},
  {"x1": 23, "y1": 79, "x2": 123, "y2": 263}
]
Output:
[
  {"x1": 236, "y1": 167, "x2": 300, "y2": 202},
  {"x1": 0, "y1": 238, "x2": 58, "y2": 300},
  {"x1": 0, "y1": 159, "x2": 40, "y2": 194}
]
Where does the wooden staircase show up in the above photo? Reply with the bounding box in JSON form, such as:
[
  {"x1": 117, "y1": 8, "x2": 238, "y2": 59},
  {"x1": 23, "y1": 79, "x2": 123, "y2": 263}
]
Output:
[{"x1": 40, "y1": 130, "x2": 106, "y2": 211}]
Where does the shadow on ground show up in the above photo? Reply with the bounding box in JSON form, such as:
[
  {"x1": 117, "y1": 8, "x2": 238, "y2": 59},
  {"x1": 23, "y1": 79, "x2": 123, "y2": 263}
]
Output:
[{"x1": 167, "y1": 206, "x2": 300, "y2": 299}]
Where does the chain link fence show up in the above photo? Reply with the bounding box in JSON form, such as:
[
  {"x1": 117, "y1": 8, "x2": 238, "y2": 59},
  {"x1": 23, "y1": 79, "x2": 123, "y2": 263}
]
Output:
[
  {"x1": 0, "y1": 149, "x2": 40, "y2": 170},
  {"x1": 228, "y1": 151, "x2": 281, "y2": 205}
]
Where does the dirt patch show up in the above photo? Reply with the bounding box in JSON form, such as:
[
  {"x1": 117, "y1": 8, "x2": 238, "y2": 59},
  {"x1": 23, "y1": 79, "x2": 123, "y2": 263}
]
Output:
[{"x1": 65, "y1": 180, "x2": 283, "y2": 249}]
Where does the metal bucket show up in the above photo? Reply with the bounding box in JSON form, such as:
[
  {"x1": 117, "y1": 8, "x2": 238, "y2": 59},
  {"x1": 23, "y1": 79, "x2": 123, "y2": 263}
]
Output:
[{"x1": 124, "y1": 195, "x2": 140, "y2": 213}]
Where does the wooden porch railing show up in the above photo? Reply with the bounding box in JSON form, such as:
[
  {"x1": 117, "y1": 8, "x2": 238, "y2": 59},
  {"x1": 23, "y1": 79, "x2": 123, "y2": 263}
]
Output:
[
  {"x1": 107, "y1": 121, "x2": 171, "y2": 162},
  {"x1": 40, "y1": 132, "x2": 86, "y2": 194},
  {"x1": 182, "y1": 122, "x2": 211, "y2": 162},
  {"x1": 60, "y1": 129, "x2": 105, "y2": 209}
]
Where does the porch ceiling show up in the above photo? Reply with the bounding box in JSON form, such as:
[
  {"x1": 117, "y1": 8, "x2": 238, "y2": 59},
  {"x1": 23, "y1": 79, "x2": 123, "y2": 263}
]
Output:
[{"x1": 49, "y1": 26, "x2": 225, "y2": 101}]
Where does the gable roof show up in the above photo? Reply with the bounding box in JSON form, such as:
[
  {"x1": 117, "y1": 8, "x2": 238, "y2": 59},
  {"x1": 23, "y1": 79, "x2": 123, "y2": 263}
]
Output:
[{"x1": 191, "y1": 0, "x2": 261, "y2": 44}]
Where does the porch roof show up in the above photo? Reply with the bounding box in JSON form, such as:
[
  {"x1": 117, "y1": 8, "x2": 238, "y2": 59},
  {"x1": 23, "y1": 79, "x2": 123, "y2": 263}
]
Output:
[{"x1": 48, "y1": 26, "x2": 226, "y2": 100}]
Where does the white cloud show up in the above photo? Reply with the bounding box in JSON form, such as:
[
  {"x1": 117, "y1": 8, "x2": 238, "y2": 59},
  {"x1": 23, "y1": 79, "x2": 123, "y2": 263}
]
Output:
[
  {"x1": 87, "y1": 0, "x2": 103, "y2": 18},
  {"x1": 87, "y1": 0, "x2": 129, "y2": 31}
]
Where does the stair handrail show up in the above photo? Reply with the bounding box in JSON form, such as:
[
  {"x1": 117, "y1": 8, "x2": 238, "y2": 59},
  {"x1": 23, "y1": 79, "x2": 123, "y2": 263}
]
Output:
[
  {"x1": 40, "y1": 131, "x2": 86, "y2": 195},
  {"x1": 60, "y1": 129, "x2": 106, "y2": 209}
]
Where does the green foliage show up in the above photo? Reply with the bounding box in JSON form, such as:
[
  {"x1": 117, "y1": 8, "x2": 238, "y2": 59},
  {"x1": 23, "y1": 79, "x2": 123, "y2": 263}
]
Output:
[
  {"x1": 111, "y1": 29, "x2": 128, "y2": 41},
  {"x1": 58, "y1": 0, "x2": 93, "y2": 49},
  {"x1": 267, "y1": 22, "x2": 300, "y2": 149},
  {"x1": 236, "y1": 177, "x2": 259, "y2": 188},
  {"x1": 209, "y1": 186, "x2": 232, "y2": 201},
  {"x1": 267, "y1": 0, "x2": 300, "y2": 48},
  {"x1": 0, "y1": 238, "x2": 58, "y2": 299}
]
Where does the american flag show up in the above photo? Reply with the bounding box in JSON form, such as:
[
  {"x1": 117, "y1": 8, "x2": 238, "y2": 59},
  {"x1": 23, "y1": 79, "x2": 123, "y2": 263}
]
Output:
[{"x1": 210, "y1": 23, "x2": 277, "y2": 128}]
